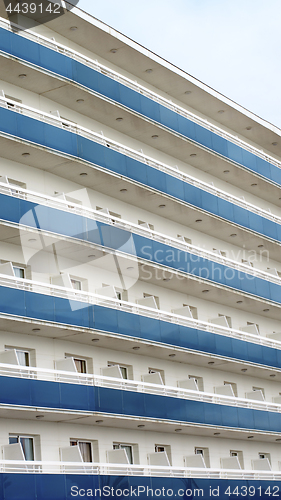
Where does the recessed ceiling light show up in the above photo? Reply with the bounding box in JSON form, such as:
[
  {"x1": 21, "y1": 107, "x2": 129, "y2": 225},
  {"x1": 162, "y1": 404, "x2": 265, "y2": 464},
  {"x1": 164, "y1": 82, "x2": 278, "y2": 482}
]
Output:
[
  {"x1": 251, "y1": 183, "x2": 257, "y2": 187},
  {"x1": 36, "y1": 415, "x2": 44, "y2": 419},
  {"x1": 263, "y1": 308, "x2": 270, "y2": 312},
  {"x1": 163, "y1": 277, "x2": 171, "y2": 282},
  {"x1": 127, "y1": 266, "x2": 134, "y2": 270},
  {"x1": 22, "y1": 152, "x2": 30, "y2": 157},
  {"x1": 110, "y1": 48, "x2": 118, "y2": 53},
  {"x1": 236, "y1": 300, "x2": 243, "y2": 304},
  {"x1": 258, "y1": 244, "x2": 264, "y2": 248},
  {"x1": 116, "y1": 117, "x2": 123, "y2": 122},
  {"x1": 202, "y1": 289, "x2": 209, "y2": 293},
  {"x1": 132, "y1": 346, "x2": 140, "y2": 350},
  {"x1": 246, "y1": 126, "x2": 252, "y2": 131},
  {"x1": 270, "y1": 374, "x2": 276, "y2": 377},
  {"x1": 88, "y1": 254, "x2": 96, "y2": 258},
  {"x1": 175, "y1": 428, "x2": 182, "y2": 432},
  {"x1": 32, "y1": 328, "x2": 41, "y2": 332},
  {"x1": 76, "y1": 99, "x2": 84, "y2": 103},
  {"x1": 159, "y1": 204, "x2": 166, "y2": 208},
  {"x1": 218, "y1": 110, "x2": 225, "y2": 114},
  {"x1": 230, "y1": 233, "x2": 237, "y2": 237},
  {"x1": 120, "y1": 188, "x2": 127, "y2": 192},
  {"x1": 70, "y1": 26, "x2": 78, "y2": 31},
  {"x1": 190, "y1": 153, "x2": 197, "y2": 157},
  {"x1": 214, "y1": 432, "x2": 220, "y2": 436},
  {"x1": 18, "y1": 74, "x2": 27, "y2": 79},
  {"x1": 79, "y1": 172, "x2": 88, "y2": 176},
  {"x1": 241, "y1": 368, "x2": 247, "y2": 372},
  {"x1": 195, "y1": 219, "x2": 202, "y2": 223},
  {"x1": 169, "y1": 354, "x2": 176, "y2": 358},
  {"x1": 137, "y1": 424, "x2": 145, "y2": 428},
  {"x1": 184, "y1": 90, "x2": 192, "y2": 95},
  {"x1": 223, "y1": 170, "x2": 230, "y2": 174},
  {"x1": 145, "y1": 69, "x2": 153, "y2": 73},
  {"x1": 95, "y1": 419, "x2": 103, "y2": 423},
  {"x1": 208, "y1": 361, "x2": 215, "y2": 365},
  {"x1": 28, "y1": 238, "x2": 36, "y2": 242},
  {"x1": 151, "y1": 135, "x2": 158, "y2": 139},
  {"x1": 91, "y1": 338, "x2": 100, "y2": 342},
  {"x1": 272, "y1": 142, "x2": 278, "y2": 146},
  {"x1": 247, "y1": 436, "x2": 254, "y2": 439}
]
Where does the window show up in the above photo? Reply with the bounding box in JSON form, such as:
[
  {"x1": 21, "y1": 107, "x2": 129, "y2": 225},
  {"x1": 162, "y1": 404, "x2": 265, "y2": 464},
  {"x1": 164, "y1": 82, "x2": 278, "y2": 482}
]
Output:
[
  {"x1": 183, "y1": 304, "x2": 198, "y2": 319},
  {"x1": 155, "y1": 445, "x2": 165, "y2": 453},
  {"x1": 213, "y1": 248, "x2": 227, "y2": 257},
  {"x1": 113, "y1": 443, "x2": 133, "y2": 464},
  {"x1": 253, "y1": 386, "x2": 265, "y2": 397},
  {"x1": 177, "y1": 235, "x2": 192, "y2": 245},
  {"x1": 138, "y1": 220, "x2": 154, "y2": 230},
  {"x1": 70, "y1": 279, "x2": 82, "y2": 291},
  {"x1": 70, "y1": 440, "x2": 92, "y2": 462},
  {"x1": 189, "y1": 375, "x2": 204, "y2": 391},
  {"x1": 5, "y1": 95, "x2": 22, "y2": 109},
  {"x1": 218, "y1": 314, "x2": 232, "y2": 328},
  {"x1": 259, "y1": 452, "x2": 271, "y2": 463},
  {"x1": 154, "y1": 444, "x2": 172, "y2": 464},
  {"x1": 224, "y1": 381, "x2": 237, "y2": 397},
  {"x1": 5, "y1": 348, "x2": 30, "y2": 366},
  {"x1": 108, "y1": 363, "x2": 128, "y2": 379},
  {"x1": 73, "y1": 358, "x2": 87, "y2": 374},
  {"x1": 9, "y1": 435, "x2": 34, "y2": 460},
  {"x1": 194, "y1": 447, "x2": 210, "y2": 467},
  {"x1": 230, "y1": 450, "x2": 244, "y2": 468},
  {"x1": 143, "y1": 293, "x2": 160, "y2": 308},
  {"x1": 148, "y1": 368, "x2": 165, "y2": 383},
  {"x1": 13, "y1": 266, "x2": 25, "y2": 279}
]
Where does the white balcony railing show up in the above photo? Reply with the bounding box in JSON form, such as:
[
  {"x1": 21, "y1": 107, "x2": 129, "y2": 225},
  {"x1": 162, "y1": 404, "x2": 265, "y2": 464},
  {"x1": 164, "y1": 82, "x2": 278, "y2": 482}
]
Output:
[
  {"x1": 0, "y1": 181, "x2": 280, "y2": 287},
  {"x1": 1, "y1": 460, "x2": 281, "y2": 479},
  {"x1": 0, "y1": 273, "x2": 280, "y2": 352},
  {"x1": 0, "y1": 91, "x2": 281, "y2": 226},
  {"x1": 1, "y1": 17, "x2": 281, "y2": 176},
  {"x1": 1, "y1": 361, "x2": 281, "y2": 414}
]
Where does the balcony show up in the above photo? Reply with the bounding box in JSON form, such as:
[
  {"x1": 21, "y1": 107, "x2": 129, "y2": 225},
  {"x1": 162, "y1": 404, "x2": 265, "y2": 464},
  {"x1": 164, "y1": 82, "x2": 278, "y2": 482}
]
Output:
[
  {"x1": 0, "y1": 98, "x2": 281, "y2": 266},
  {"x1": 1, "y1": 363, "x2": 281, "y2": 434},
  {"x1": 0, "y1": 184, "x2": 281, "y2": 319},
  {"x1": 0, "y1": 17, "x2": 281, "y2": 201},
  {"x1": 0, "y1": 277, "x2": 280, "y2": 375}
]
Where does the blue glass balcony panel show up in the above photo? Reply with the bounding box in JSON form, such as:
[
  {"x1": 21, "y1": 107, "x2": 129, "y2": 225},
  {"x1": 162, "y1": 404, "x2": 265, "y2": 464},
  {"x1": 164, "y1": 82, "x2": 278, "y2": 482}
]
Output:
[
  {"x1": 25, "y1": 292, "x2": 55, "y2": 323},
  {"x1": 195, "y1": 126, "x2": 213, "y2": 149},
  {"x1": 2, "y1": 475, "x2": 281, "y2": 500},
  {"x1": 2, "y1": 376, "x2": 281, "y2": 433},
  {"x1": 59, "y1": 381, "x2": 91, "y2": 411},
  {"x1": 1, "y1": 27, "x2": 281, "y2": 189},
  {"x1": 0, "y1": 285, "x2": 25, "y2": 316},
  {"x1": 36, "y1": 474, "x2": 67, "y2": 500},
  {"x1": 2, "y1": 473, "x2": 37, "y2": 500},
  {"x1": 31, "y1": 379, "x2": 61, "y2": 409},
  {"x1": 117, "y1": 310, "x2": 141, "y2": 337},
  {"x1": 93, "y1": 305, "x2": 118, "y2": 333}
]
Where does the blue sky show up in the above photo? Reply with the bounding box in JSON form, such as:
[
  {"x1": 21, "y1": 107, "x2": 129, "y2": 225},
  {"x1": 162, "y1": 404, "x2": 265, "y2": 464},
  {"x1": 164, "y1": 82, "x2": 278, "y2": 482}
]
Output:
[{"x1": 78, "y1": 0, "x2": 281, "y2": 129}]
